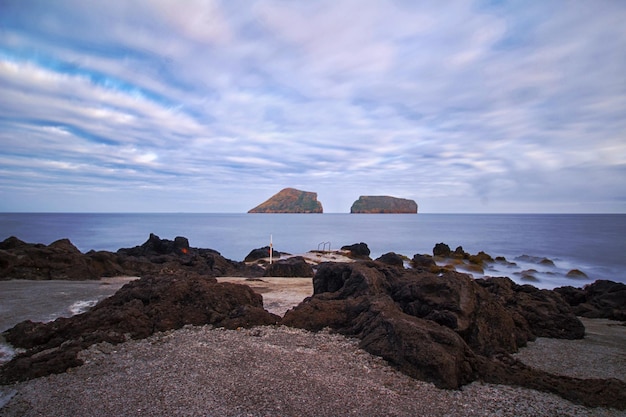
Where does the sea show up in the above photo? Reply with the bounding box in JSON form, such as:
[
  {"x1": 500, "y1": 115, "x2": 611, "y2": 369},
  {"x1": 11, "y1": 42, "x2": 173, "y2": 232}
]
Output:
[{"x1": 1, "y1": 212, "x2": 625, "y2": 282}]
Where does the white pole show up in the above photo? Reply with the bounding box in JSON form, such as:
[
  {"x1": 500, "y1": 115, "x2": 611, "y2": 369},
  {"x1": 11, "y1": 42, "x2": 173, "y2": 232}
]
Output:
[{"x1": 270, "y1": 234, "x2": 273, "y2": 264}]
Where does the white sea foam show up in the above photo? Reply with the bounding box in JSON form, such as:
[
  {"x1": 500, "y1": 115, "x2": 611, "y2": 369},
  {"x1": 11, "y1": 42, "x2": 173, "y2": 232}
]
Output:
[
  {"x1": 0, "y1": 340, "x2": 17, "y2": 366},
  {"x1": 69, "y1": 299, "x2": 99, "y2": 315}
]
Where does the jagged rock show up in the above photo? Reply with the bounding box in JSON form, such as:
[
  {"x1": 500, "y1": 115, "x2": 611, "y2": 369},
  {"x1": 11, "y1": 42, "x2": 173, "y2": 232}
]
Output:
[
  {"x1": 555, "y1": 280, "x2": 626, "y2": 320},
  {"x1": 410, "y1": 254, "x2": 437, "y2": 271},
  {"x1": 375, "y1": 252, "x2": 404, "y2": 267},
  {"x1": 475, "y1": 277, "x2": 584, "y2": 339},
  {"x1": 468, "y1": 251, "x2": 494, "y2": 265},
  {"x1": 0, "y1": 237, "x2": 100, "y2": 280},
  {"x1": 264, "y1": 256, "x2": 314, "y2": 277},
  {"x1": 244, "y1": 246, "x2": 284, "y2": 262},
  {"x1": 340, "y1": 242, "x2": 371, "y2": 259},
  {"x1": 1, "y1": 273, "x2": 280, "y2": 383},
  {"x1": 433, "y1": 242, "x2": 451, "y2": 257},
  {"x1": 248, "y1": 188, "x2": 323, "y2": 213},
  {"x1": 0, "y1": 235, "x2": 264, "y2": 281},
  {"x1": 350, "y1": 196, "x2": 418, "y2": 214},
  {"x1": 452, "y1": 246, "x2": 468, "y2": 259},
  {"x1": 279, "y1": 262, "x2": 626, "y2": 408},
  {"x1": 282, "y1": 264, "x2": 522, "y2": 385},
  {"x1": 117, "y1": 233, "x2": 189, "y2": 256}
]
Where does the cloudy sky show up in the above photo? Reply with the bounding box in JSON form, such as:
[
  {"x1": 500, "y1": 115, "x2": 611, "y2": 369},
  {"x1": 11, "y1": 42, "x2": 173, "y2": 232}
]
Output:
[{"x1": 1, "y1": 1, "x2": 624, "y2": 213}]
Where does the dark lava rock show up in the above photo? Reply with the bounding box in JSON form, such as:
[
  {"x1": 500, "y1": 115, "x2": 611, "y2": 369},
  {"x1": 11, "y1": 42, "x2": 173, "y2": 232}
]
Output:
[
  {"x1": 244, "y1": 246, "x2": 284, "y2": 262},
  {"x1": 433, "y1": 242, "x2": 451, "y2": 257},
  {"x1": 117, "y1": 233, "x2": 190, "y2": 256},
  {"x1": 555, "y1": 280, "x2": 626, "y2": 320},
  {"x1": 114, "y1": 234, "x2": 264, "y2": 278},
  {"x1": 452, "y1": 246, "x2": 468, "y2": 259},
  {"x1": 375, "y1": 252, "x2": 405, "y2": 267},
  {"x1": 340, "y1": 242, "x2": 371, "y2": 259},
  {"x1": 410, "y1": 254, "x2": 437, "y2": 271},
  {"x1": 0, "y1": 235, "x2": 264, "y2": 281},
  {"x1": 0, "y1": 237, "x2": 101, "y2": 280},
  {"x1": 264, "y1": 256, "x2": 314, "y2": 277},
  {"x1": 566, "y1": 269, "x2": 588, "y2": 279},
  {"x1": 468, "y1": 251, "x2": 494, "y2": 265},
  {"x1": 1, "y1": 272, "x2": 280, "y2": 383},
  {"x1": 280, "y1": 262, "x2": 626, "y2": 408},
  {"x1": 515, "y1": 255, "x2": 556, "y2": 266},
  {"x1": 475, "y1": 277, "x2": 584, "y2": 339}
]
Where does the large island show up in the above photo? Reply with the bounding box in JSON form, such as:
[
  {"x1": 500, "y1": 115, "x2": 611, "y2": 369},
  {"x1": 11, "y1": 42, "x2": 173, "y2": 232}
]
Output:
[
  {"x1": 350, "y1": 195, "x2": 418, "y2": 213},
  {"x1": 248, "y1": 188, "x2": 324, "y2": 213}
]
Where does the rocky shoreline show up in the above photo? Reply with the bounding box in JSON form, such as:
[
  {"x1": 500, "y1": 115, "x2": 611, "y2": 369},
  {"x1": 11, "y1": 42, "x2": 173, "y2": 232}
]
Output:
[
  {"x1": 1, "y1": 234, "x2": 625, "y2": 415},
  {"x1": 1, "y1": 322, "x2": 624, "y2": 417}
]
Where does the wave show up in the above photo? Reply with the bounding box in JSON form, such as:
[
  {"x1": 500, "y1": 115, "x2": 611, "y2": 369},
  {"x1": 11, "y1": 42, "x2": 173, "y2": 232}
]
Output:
[{"x1": 68, "y1": 299, "x2": 99, "y2": 315}]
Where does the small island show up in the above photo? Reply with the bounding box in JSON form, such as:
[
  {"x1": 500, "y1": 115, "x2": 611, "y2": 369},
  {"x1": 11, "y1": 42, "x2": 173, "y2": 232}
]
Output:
[
  {"x1": 350, "y1": 195, "x2": 418, "y2": 213},
  {"x1": 248, "y1": 188, "x2": 323, "y2": 213}
]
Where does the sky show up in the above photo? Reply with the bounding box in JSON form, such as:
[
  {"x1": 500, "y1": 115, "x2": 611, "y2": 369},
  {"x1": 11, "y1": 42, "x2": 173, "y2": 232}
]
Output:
[{"x1": 0, "y1": 0, "x2": 625, "y2": 213}]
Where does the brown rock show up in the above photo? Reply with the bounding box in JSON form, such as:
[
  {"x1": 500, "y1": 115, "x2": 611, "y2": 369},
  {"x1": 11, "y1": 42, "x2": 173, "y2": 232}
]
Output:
[
  {"x1": 375, "y1": 252, "x2": 405, "y2": 267},
  {"x1": 264, "y1": 256, "x2": 314, "y2": 277},
  {"x1": 0, "y1": 237, "x2": 100, "y2": 280},
  {"x1": 280, "y1": 262, "x2": 624, "y2": 407},
  {"x1": 1, "y1": 273, "x2": 280, "y2": 383},
  {"x1": 350, "y1": 196, "x2": 418, "y2": 214},
  {"x1": 476, "y1": 276, "x2": 585, "y2": 339},
  {"x1": 555, "y1": 280, "x2": 626, "y2": 320},
  {"x1": 340, "y1": 242, "x2": 371, "y2": 259}
]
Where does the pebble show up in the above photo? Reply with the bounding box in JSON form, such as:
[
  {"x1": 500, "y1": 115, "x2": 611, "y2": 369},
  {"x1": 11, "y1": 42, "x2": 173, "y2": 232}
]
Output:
[{"x1": 1, "y1": 324, "x2": 624, "y2": 417}]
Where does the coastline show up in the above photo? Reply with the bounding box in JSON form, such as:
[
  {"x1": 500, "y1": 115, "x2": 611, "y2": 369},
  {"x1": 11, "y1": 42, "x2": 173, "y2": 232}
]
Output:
[
  {"x1": 1, "y1": 318, "x2": 624, "y2": 417},
  {"x1": 1, "y1": 239, "x2": 625, "y2": 415}
]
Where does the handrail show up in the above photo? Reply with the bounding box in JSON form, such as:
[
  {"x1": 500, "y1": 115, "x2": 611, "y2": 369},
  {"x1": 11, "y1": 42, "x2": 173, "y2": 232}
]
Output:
[{"x1": 317, "y1": 241, "x2": 331, "y2": 252}]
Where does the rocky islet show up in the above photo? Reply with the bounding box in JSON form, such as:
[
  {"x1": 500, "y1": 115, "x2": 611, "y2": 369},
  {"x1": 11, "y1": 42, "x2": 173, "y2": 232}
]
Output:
[{"x1": 247, "y1": 187, "x2": 418, "y2": 213}]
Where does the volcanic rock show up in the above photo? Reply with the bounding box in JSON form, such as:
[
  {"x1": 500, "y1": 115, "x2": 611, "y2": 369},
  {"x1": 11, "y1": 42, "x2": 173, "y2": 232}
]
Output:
[
  {"x1": 0, "y1": 237, "x2": 100, "y2": 280},
  {"x1": 410, "y1": 253, "x2": 438, "y2": 272},
  {"x1": 264, "y1": 256, "x2": 314, "y2": 277},
  {"x1": 565, "y1": 269, "x2": 588, "y2": 279},
  {"x1": 1, "y1": 273, "x2": 280, "y2": 383},
  {"x1": 0, "y1": 235, "x2": 264, "y2": 281},
  {"x1": 279, "y1": 262, "x2": 626, "y2": 408},
  {"x1": 117, "y1": 233, "x2": 190, "y2": 256},
  {"x1": 244, "y1": 246, "x2": 284, "y2": 263},
  {"x1": 340, "y1": 242, "x2": 371, "y2": 259},
  {"x1": 555, "y1": 280, "x2": 626, "y2": 320},
  {"x1": 433, "y1": 242, "x2": 451, "y2": 257},
  {"x1": 475, "y1": 276, "x2": 585, "y2": 339},
  {"x1": 248, "y1": 188, "x2": 323, "y2": 213},
  {"x1": 350, "y1": 196, "x2": 417, "y2": 214},
  {"x1": 375, "y1": 252, "x2": 405, "y2": 267},
  {"x1": 283, "y1": 263, "x2": 525, "y2": 387}
]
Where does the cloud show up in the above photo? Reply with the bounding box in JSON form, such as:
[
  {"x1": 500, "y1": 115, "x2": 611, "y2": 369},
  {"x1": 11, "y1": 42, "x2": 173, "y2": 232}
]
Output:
[{"x1": 0, "y1": 0, "x2": 625, "y2": 213}]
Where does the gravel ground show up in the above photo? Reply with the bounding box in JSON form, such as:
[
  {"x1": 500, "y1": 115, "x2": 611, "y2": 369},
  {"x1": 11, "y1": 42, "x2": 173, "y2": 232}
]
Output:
[{"x1": 1, "y1": 323, "x2": 624, "y2": 417}]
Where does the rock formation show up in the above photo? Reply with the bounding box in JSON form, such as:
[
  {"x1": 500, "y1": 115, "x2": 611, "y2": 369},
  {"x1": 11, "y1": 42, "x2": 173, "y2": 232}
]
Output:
[
  {"x1": 264, "y1": 256, "x2": 314, "y2": 277},
  {"x1": 248, "y1": 188, "x2": 323, "y2": 213},
  {"x1": 0, "y1": 235, "x2": 265, "y2": 281},
  {"x1": 350, "y1": 196, "x2": 417, "y2": 213},
  {"x1": 555, "y1": 280, "x2": 626, "y2": 320},
  {"x1": 0, "y1": 272, "x2": 280, "y2": 383},
  {"x1": 281, "y1": 261, "x2": 625, "y2": 408},
  {"x1": 340, "y1": 242, "x2": 371, "y2": 259},
  {"x1": 244, "y1": 246, "x2": 285, "y2": 263}
]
